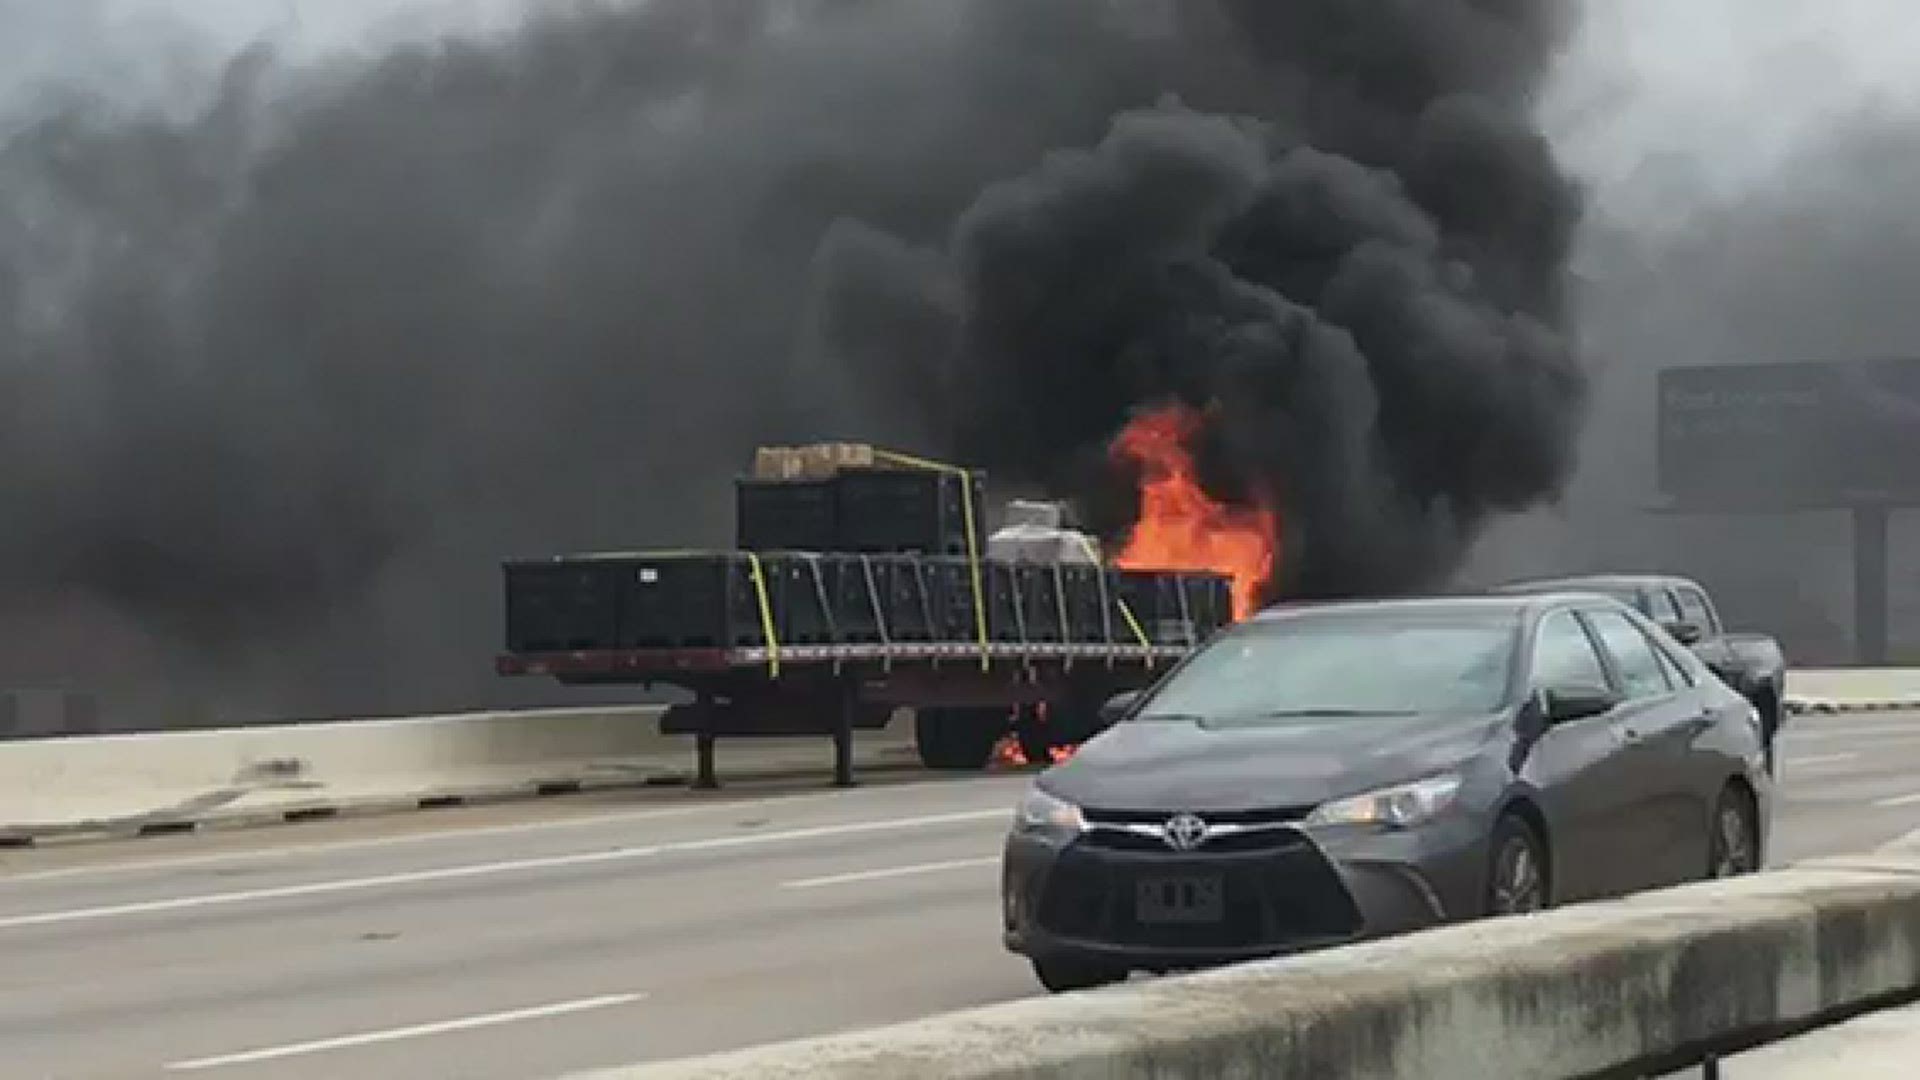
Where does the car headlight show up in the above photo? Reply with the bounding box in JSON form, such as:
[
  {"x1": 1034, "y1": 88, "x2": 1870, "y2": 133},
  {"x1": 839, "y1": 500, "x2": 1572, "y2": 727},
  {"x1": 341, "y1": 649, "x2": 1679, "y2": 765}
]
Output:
[
  {"x1": 1305, "y1": 773, "x2": 1463, "y2": 829},
  {"x1": 1014, "y1": 786, "x2": 1086, "y2": 837}
]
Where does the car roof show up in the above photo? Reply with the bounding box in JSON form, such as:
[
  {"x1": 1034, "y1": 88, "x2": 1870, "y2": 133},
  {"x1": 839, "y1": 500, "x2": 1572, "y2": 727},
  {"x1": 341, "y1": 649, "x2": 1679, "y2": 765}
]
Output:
[
  {"x1": 1490, "y1": 572, "x2": 1703, "y2": 595},
  {"x1": 1244, "y1": 592, "x2": 1625, "y2": 627}
]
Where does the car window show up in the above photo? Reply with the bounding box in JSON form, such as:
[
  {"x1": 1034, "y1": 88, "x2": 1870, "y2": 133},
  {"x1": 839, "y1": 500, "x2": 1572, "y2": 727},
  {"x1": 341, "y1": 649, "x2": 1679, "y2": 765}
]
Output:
[
  {"x1": 1651, "y1": 639, "x2": 1695, "y2": 687},
  {"x1": 1585, "y1": 609, "x2": 1674, "y2": 699},
  {"x1": 1675, "y1": 588, "x2": 1717, "y2": 633},
  {"x1": 1134, "y1": 618, "x2": 1519, "y2": 719},
  {"x1": 1530, "y1": 610, "x2": 1609, "y2": 691},
  {"x1": 1647, "y1": 588, "x2": 1683, "y2": 625}
]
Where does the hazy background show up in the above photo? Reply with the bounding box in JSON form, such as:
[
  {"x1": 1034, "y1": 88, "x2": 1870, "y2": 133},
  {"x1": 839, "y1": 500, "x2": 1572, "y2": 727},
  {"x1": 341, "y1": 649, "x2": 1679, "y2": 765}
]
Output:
[
  {"x1": 0, "y1": 0, "x2": 1915, "y2": 728},
  {"x1": 1462, "y1": 0, "x2": 1920, "y2": 666}
]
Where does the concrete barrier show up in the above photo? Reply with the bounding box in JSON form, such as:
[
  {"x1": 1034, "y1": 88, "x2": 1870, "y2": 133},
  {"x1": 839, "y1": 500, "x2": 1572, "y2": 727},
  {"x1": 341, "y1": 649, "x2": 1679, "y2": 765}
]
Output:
[
  {"x1": 0, "y1": 665, "x2": 1898, "y2": 847},
  {"x1": 578, "y1": 845, "x2": 1920, "y2": 1080},
  {"x1": 0, "y1": 706, "x2": 919, "y2": 845},
  {"x1": 1786, "y1": 669, "x2": 1920, "y2": 714}
]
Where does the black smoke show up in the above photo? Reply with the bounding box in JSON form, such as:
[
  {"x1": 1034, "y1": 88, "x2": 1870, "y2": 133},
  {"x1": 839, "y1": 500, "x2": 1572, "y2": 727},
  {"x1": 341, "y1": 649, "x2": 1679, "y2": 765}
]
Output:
[{"x1": 0, "y1": 0, "x2": 1586, "y2": 720}]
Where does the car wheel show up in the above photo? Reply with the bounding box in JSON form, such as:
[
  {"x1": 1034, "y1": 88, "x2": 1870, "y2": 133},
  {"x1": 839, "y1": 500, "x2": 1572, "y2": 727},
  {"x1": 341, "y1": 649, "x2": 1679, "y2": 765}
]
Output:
[
  {"x1": 1015, "y1": 704, "x2": 1055, "y2": 765},
  {"x1": 913, "y1": 707, "x2": 1007, "y2": 771},
  {"x1": 1708, "y1": 784, "x2": 1760, "y2": 879},
  {"x1": 1031, "y1": 956, "x2": 1128, "y2": 994},
  {"x1": 1485, "y1": 813, "x2": 1549, "y2": 916}
]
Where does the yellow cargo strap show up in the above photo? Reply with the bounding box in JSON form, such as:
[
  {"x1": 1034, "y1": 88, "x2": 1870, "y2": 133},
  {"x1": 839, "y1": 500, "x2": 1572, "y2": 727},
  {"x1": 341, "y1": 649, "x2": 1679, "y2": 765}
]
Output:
[
  {"x1": 872, "y1": 449, "x2": 992, "y2": 671},
  {"x1": 744, "y1": 551, "x2": 780, "y2": 678}
]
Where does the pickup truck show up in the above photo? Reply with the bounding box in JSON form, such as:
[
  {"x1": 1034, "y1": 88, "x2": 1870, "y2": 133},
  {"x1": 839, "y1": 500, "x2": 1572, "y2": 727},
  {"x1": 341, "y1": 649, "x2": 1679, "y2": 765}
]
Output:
[{"x1": 1492, "y1": 573, "x2": 1789, "y2": 767}]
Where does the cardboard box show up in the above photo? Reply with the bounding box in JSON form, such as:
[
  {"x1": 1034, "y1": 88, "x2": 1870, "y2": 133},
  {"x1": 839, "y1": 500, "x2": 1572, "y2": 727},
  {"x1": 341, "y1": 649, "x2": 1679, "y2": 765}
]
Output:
[{"x1": 751, "y1": 443, "x2": 885, "y2": 480}]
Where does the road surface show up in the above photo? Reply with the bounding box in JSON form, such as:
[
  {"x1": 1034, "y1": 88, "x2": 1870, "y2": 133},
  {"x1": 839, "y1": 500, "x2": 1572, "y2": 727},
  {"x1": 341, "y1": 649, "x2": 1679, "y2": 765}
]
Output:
[{"x1": 4, "y1": 711, "x2": 1920, "y2": 1079}]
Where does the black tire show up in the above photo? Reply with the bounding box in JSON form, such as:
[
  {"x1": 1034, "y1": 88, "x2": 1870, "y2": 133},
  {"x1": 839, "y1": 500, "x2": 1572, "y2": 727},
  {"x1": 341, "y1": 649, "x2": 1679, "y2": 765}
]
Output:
[
  {"x1": 1754, "y1": 685, "x2": 1784, "y2": 777},
  {"x1": 913, "y1": 707, "x2": 1007, "y2": 771},
  {"x1": 1015, "y1": 704, "x2": 1055, "y2": 764},
  {"x1": 1708, "y1": 783, "x2": 1761, "y2": 879},
  {"x1": 1485, "y1": 812, "x2": 1550, "y2": 917},
  {"x1": 1031, "y1": 956, "x2": 1128, "y2": 994}
]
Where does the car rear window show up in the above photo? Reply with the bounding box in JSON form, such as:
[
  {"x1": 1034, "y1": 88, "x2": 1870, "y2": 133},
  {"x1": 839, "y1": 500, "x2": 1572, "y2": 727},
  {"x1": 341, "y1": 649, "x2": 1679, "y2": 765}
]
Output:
[{"x1": 1134, "y1": 617, "x2": 1520, "y2": 720}]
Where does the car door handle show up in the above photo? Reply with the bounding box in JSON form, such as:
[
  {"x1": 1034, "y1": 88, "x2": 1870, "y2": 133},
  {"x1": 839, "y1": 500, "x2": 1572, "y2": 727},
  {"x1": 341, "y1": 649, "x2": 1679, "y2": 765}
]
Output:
[{"x1": 1618, "y1": 725, "x2": 1643, "y2": 743}]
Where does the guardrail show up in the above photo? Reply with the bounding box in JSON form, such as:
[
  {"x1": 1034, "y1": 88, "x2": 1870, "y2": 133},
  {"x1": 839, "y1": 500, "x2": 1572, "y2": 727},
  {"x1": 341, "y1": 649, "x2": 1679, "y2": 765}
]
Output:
[{"x1": 572, "y1": 841, "x2": 1920, "y2": 1080}]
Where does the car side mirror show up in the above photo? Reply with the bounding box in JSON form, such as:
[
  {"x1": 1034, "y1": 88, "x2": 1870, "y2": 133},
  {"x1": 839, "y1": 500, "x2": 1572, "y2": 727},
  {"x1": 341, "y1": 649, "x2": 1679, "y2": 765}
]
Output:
[
  {"x1": 1662, "y1": 620, "x2": 1703, "y2": 645},
  {"x1": 1538, "y1": 684, "x2": 1621, "y2": 725},
  {"x1": 1099, "y1": 690, "x2": 1142, "y2": 725}
]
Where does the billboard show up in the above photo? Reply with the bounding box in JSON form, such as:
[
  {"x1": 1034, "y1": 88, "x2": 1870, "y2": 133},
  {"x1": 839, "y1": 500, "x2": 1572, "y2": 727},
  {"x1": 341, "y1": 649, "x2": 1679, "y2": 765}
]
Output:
[{"x1": 1657, "y1": 358, "x2": 1920, "y2": 509}]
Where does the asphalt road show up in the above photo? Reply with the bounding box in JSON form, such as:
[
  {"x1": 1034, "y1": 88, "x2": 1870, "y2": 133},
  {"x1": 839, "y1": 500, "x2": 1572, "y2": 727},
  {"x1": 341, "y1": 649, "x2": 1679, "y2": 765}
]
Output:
[{"x1": 5, "y1": 711, "x2": 1920, "y2": 1080}]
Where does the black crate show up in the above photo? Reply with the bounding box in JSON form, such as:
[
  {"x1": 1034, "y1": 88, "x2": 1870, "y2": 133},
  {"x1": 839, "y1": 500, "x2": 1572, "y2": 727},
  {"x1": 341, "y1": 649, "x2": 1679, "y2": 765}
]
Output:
[
  {"x1": 833, "y1": 467, "x2": 985, "y2": 556},
  {"x1": 920, "y1": 558, "x2": 981, "y2": 642},
  {"x1": 1052, "y1": 565, "x2": 1113, "y2": 645},
  {"x1": 736, "y1": 478, "x2": 837, "y2": 550},
  {"x1": 985, "y1": 562, "x2": 1027, "y2": 643},
  {"x1": 872, "y1": 555, "x2": 940, "y2": 641},
  {"x1": 1185, "y1": 574, "x2": 1235, "y2": 635},
  {"x1": 819, "y1": 555, "x2": 881, "y2": 644},
  {"x1": 613, "y1": 553, "x2": 769, "y2": 649},
  {"x1": 503, "y1": 559, "x2": 628, "y2": 653},
  {"x1": 767, "y1": 554, "x2": 841, "y2": 645},
  {"x1": 1012, "y1": 563, "x2": 1069, "y2": 643},
  {"x1": 1115, "y1": 570, "x2": 1210, "y2": 645},
  {"x1": 820, "y1": 553, "x2": 944, "y2": 644}
]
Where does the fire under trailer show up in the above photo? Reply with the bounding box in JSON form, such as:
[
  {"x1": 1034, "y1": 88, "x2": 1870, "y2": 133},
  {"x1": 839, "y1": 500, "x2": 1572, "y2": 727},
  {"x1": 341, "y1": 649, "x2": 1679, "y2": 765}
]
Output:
[{"x1": 493, "y1": 444, "x2": 1235, "y2": 788}]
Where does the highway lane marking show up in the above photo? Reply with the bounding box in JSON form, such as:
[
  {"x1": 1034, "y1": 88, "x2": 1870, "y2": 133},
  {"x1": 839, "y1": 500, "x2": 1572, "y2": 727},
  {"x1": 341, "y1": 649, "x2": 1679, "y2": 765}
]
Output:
[
  {"x1": 1874, "y1": 792, "x2": 1920, "y2": 809},
  {"x1": 781, "y1": 856, "x2": 999, "y2": 890},
  {"x1": 1785, "y1": 725, "x2": 1920, "y2": 742},
  {"x1": 1785, "y1": 753, "x2": 1861, "y2": 768},
  {"x1": 0, "y1": 808, "x2": 1013, "y2": 930},
  {"x1": 164, "y1": 991, "x2": 646, "y2": 1070},
  {"x1": 0, "y1": 775, "x2": 1031, "y2": 887}
]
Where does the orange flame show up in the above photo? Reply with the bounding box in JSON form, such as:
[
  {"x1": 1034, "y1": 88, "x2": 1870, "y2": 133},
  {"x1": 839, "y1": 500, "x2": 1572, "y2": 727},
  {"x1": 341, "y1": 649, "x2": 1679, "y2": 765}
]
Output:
[
  {"x1": 993, "y1": 735, "x2": 1076, "y2": 768},
  {"x1": 1111, "y1": 405, "x2": 1278, "y2": 620},
  {"x1": 993, "y1": 703, "x2": 1080, "y2": 767}
]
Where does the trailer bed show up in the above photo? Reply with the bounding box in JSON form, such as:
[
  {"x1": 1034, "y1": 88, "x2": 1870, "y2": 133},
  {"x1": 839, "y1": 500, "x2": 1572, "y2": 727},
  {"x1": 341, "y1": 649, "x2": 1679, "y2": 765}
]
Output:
[
  {"x1": 497, "y1": 639, "x2": 1194, "y2": 679},
  {"x1": 496, "y1": 547, "x2": 1233, "y2": 788}
]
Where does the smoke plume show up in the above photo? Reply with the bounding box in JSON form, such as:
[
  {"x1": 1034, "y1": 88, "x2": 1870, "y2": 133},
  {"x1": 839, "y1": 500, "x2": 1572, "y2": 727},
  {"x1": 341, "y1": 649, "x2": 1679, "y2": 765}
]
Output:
[{"x1": 0, "y1": 0, "x2": 1585, "y2": 720}]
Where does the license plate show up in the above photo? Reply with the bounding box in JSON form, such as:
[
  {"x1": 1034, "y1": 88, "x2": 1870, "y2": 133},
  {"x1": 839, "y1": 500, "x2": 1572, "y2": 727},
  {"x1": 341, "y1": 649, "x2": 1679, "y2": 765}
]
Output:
[{"x1": 1134, "y1": 875, "x2": 1224, "y2": 924}]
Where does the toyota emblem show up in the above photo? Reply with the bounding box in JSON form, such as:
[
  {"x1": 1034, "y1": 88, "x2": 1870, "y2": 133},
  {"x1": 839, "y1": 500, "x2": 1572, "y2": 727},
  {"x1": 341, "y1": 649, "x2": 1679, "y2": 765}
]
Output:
[{"x1": 1162, "y1": 812, "x2": 1208, "y2": 851}]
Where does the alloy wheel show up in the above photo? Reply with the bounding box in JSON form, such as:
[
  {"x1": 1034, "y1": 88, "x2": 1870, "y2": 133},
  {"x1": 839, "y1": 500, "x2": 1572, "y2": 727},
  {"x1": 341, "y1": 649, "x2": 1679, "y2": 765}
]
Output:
[
  {"x1": 1491, "y1": 835, "x2": 1545, "y2": 914},
  {"x1": 1711, "y1": 795, "x2": 1758, "y2": 878}
]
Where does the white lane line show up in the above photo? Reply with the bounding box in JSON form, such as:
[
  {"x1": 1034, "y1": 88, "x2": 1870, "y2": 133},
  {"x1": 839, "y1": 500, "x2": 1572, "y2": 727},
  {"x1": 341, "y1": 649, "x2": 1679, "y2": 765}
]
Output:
[
  {"x1": 1875, "y1": 792, "x2": 1920, "y2": 809},
  {"x1": 1785, "y1": 726, "x2": 1920, "y2": 742},
  {"x1": 0, "y1": 775, "x2": 1029, "y2": 887},
  {"x1": 1786, "y1": 753, "x2": 1861, "y2": 768},
  {"x1": 164, "y1": 991, "x2": 645, "y2": 1071},
  {"x1": 0, "y1": 808, "x2": 1011, "y2": 931},
  {"x1": 781, "y1": 856, "x2": 998, "y2": 890}
]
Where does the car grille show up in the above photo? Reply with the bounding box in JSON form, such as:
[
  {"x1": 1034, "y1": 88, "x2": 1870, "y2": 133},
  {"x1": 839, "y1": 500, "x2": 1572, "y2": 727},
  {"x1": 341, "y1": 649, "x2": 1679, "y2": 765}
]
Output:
[
  {"x1": 1078, "y1": 806, "x2": 1314, "y2": 855},
  {"x1": 1035, "y1": 834, "x2": 1362, "y2": 952},
  {"x1": 1079, "y1": 827, "x2": 1303, "y2": 854}
]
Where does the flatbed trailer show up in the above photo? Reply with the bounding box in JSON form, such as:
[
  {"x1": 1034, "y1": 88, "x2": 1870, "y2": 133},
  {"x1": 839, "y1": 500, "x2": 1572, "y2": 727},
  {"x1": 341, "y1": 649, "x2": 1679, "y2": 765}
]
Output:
[{"x1": 495, "y1": 550, "x2": 1230, "y2": 788}]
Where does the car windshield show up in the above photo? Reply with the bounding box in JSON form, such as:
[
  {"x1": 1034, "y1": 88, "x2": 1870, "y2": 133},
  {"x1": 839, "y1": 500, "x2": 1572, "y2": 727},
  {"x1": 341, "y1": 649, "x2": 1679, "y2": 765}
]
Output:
[{"x1": 1133, "y1": 615, "x2": 1520, "y2": 720}]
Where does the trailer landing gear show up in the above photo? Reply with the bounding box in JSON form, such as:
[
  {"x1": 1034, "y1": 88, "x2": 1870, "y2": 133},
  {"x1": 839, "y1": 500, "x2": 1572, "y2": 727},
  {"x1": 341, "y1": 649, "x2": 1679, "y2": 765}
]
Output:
[{"x1": 833, "y1": 688, "x2": 857, "y2": 789}]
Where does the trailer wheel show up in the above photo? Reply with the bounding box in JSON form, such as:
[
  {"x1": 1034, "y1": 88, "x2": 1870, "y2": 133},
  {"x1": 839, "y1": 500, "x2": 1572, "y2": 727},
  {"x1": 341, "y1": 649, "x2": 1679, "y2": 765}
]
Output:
[
  {"x1": 1015, "y1": 704, "x2": 1055, "y2": 765},
  {"x1": 914, "y1": 707, "x2": 1007, "y2": 771}
]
